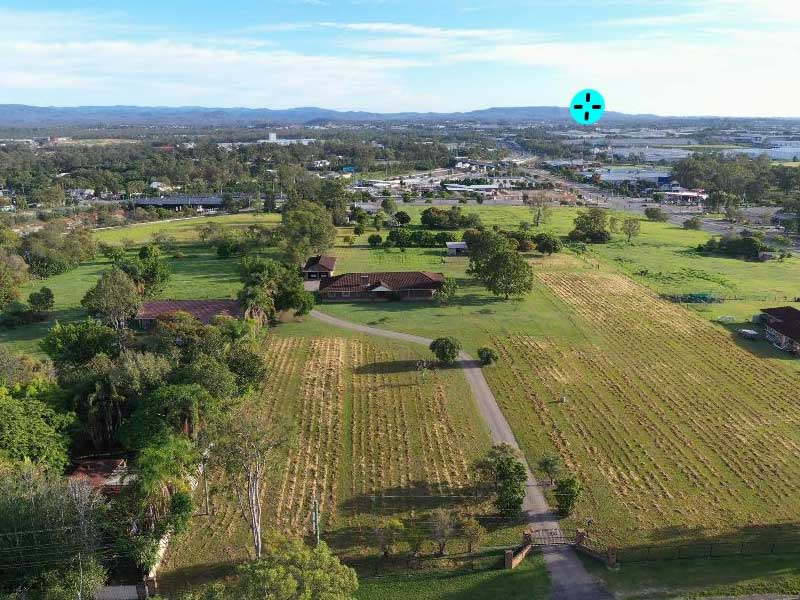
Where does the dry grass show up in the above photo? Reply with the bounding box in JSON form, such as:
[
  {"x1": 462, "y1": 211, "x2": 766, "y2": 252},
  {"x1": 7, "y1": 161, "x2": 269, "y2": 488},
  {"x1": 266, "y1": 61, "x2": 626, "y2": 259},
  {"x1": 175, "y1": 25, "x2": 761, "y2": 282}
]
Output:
[
  {"x1": 486, "y1": 272, "x2": 800, "y2": 547},
  {"x1": 158, "y1": 330, "x2": 492, "y2": 592}
]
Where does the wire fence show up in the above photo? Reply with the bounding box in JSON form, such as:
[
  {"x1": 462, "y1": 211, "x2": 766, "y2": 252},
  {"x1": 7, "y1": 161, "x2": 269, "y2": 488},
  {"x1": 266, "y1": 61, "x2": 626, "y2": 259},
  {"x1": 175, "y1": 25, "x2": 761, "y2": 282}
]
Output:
[{"x1": 616, "y1": 538, "x2": 800, "y2": 564}]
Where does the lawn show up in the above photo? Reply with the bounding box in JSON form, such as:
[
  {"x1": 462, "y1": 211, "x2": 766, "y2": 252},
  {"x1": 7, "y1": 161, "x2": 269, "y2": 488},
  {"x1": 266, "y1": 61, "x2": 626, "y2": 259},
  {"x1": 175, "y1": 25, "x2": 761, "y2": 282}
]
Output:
[
  {"x1": 1, "y1": 213, "x2": 281, "y2": 354},
  {"x1": 584, "y1": 552, "x2": 800, "y2": 599},
  {"x1": 356, "y1": 554, "x2": 550, "y2": 600},
  {"x1": 317, "y1": 205, "x2": 800, "y2": 545},
  {"x1": 6, "y1": 205, "x2": 800, "y2": 597},
  {"x1": 94, "y1": 212, "x2": 279, "y2": 244},
  {"x1": 157, "y1": 320, "x2": 502, "y2": 595}
]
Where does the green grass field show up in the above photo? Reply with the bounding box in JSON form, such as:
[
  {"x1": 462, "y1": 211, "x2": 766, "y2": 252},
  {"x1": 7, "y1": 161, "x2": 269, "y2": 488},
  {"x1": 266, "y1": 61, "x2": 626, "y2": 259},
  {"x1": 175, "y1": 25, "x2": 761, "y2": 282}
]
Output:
[
  {"x1": 0, "y1": 214, "x2": 282, "y2": 354},
  {"x1": 94, "y1": 212, "x2": 279, "y2": 244},
  {"x1": 157, "y1": 320, "x2": 506, "y2": 595},
  {"x1": 5, "y1": 205, "x2": 800, "y2": 597},
  {"x1": 584, "y1": 552, "x2": 800, "y2": 599},
  {"x1": 356, "y1": 554, "x2": 550, "y2": 600}
]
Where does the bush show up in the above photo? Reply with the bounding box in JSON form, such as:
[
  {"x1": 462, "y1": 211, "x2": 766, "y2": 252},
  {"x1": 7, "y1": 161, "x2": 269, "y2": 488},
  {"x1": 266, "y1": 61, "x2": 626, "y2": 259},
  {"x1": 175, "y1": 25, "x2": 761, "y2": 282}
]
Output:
[
  {"x1": 534, "y1": 232, "x2": 562, "y2": 255},
  {"x1": 554, "y1": 476, "x2": 582, "y2": 516},
  {"x1": 644, "y1": 206, "x2": 670, "y2": 222},
  {"x1": 429, "y1": 337, "x2": 462, "y2": 365},
  {"x1": 699, "y1": 234, "x2": 765, "y2": 260},
  {"x1": 367, "y1": 234, "x2": 383, "y2": 248},
  {"x1": 683, "y1": 216, "x2": 703, "y2": 230},
  {"x1": 28, "y1": 286, "x2": 55, "y2": 314},
  {"x1": 477, "y1": 347, "x2": 498, "y2": 366},
  {"x1": 353, "y1": 224, "x2": 365, "y2": 236},
  {"x1": 517, "y1": 239, "x2": 534, "y2": 252}
]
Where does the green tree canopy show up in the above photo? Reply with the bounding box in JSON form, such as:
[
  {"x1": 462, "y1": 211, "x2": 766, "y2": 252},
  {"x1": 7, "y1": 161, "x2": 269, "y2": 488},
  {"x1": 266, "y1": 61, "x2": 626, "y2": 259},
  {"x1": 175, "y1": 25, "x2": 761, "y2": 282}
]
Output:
[
  {"x1": 41, "y1": 319, "x2": 118, "y2": 369},
  {"x1": 81, "y1": 269, "x2": 142, "y2": 331},
  {"x1": 279, "y1": 200, "x2": 337, "y2": 264},
  {"x1": 231, "y1": 538, "x2": 358, "y2": 600},
  {"x1": 0, "y1": 386, "x2": 73, "y2": 471},
  {"x1": 568, "y1": 208, "x2": 610, "y2": 243},
  {"x1": 473, "y1": 443, "x2": 528, "y2": 518},
  {"x1": 429, "y1": 337, "x2": 462, "y2": 365}
]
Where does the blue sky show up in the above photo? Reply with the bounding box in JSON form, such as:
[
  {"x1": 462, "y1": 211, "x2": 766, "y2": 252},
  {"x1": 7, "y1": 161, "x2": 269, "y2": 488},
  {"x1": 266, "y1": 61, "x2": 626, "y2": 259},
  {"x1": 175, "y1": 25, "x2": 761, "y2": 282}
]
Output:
[{"x1": 2, "y1": 0, "x2": 798, "y2": 116}]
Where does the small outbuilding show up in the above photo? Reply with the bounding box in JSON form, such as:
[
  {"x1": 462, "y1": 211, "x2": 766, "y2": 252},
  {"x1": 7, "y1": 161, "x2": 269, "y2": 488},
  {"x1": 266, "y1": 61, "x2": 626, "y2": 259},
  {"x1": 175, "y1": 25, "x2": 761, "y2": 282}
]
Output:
[
  {"x1": 446, "y1": 241, "x2": 468, "y2": 256},
  {"x1": 302, "y1": 255, "x2": 337, "y2": 280},
  {"x1": 69, "y1": 459, "x2": 132, "y2": 496}
]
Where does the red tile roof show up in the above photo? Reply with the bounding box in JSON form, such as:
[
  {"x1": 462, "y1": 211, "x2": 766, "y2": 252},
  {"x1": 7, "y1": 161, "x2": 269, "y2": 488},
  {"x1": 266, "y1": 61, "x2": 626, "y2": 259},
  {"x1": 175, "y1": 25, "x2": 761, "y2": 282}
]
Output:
[
  {"x1": 136, "y1": 299, "x2": 243, "y2": 324},
  {"x1": 303, "y1": 255, "x2": 338, "y2": 271},
  {"x1": 761, "y1": 306, "x2": 800, "y2": 322},
  {"x1": 319, "y1": 272, "x2": 445, "y2": 293},
  {"x1": 69, "y1": 459, "x2": 129, "y2": 493}
]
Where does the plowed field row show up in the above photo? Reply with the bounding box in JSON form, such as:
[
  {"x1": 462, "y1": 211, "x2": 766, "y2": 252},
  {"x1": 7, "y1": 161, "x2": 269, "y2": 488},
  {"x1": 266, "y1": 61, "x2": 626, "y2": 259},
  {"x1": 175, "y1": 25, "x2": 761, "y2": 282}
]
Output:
[{"x1": 488, "y1": 272, "x2": 800, "y2": 546}]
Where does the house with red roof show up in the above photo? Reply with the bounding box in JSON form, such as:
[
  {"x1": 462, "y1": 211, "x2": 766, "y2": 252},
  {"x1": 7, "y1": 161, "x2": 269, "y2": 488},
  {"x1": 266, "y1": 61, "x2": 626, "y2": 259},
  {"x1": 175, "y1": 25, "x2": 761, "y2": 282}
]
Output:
[
  {"x1": 69, "y1": 459, "x2": 132, "y2": 496},
  {"x1": 135, "y1": 299, "x2": 243, "y2": 328},
  {"x1": 319, "y1": 271, "x2": 444, "y2": 302},
  {"x1": 301, "y1": 255, "x2": 337, "y2": 280}
]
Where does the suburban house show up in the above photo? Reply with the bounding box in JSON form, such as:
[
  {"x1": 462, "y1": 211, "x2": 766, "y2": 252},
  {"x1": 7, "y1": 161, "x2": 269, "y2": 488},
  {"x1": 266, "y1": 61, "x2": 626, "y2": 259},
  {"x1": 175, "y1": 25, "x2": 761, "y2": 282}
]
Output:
[
  {"x1": 69, "y1": 459, "x2": 131, "y2": 495},
  {"x1": 761, "y1": 306, "x2": 800, "y2": 354},
  {"x1": 446, "y1": 241, "x2": 468, "y2": 256},
  {"x1": 319, "y1": 272, "x2": 444, "y2": 301},
  {"x1": 135, "y1": 299, "x2": 243, "y2": 328},
  {"x1": 302, "y1": 255, "x2": 337, "y2": 280}
]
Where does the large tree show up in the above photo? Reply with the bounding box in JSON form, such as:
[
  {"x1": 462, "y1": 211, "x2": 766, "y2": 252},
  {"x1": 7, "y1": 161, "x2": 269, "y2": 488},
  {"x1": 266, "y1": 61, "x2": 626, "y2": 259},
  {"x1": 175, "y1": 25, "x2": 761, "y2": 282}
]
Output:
[
  {"x1": 0, "y1": 248, "x2": 29, "y2": 310},
  {"x1": 81, "y1": 269, "x2": 142, "y2": 331},
  {"x1": 279, "y1": 200, "x2": 337, "y2": 264},
  {"x1": 41, "y1": 319, "x2": 119, "y2": 369},
  {"x1": 473, "y1": 443, "x2": 528, "y2": 518},
  {"x1": 214, "y1": 417, "x2": 288, "y2": 559},
  {"x1": 231, "y1": 538, "x2": 358, "y2": 599},
  {"x1": 569, "y1": 208, "x2": 610, "y2": 243},
  {"x1": 479, "y1": 249, "x2": 534, "y2": 299},
  {"x1": 0, "y1": 467, "x2": 107, "y2": 591}
]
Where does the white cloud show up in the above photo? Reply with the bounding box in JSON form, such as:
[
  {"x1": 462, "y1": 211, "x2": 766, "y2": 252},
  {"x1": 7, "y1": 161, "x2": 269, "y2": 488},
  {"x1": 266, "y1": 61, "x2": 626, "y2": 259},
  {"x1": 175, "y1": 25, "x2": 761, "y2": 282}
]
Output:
[
  {"x1": 319, "y1": 21, "x2": 519, "y2": 40},
  {"x1": 0, "y1": 38, "x2": 440, "y2": 111},
  {"x1": 0, "y1": 6, "x2": 798, "y2": 116}
]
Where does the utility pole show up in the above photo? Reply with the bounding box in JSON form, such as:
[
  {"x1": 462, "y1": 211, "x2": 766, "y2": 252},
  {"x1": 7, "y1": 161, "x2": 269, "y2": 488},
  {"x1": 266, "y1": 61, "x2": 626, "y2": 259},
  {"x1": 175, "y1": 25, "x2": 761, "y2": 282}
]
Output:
[{"x1": 201, "y1": 444, "x2": 214, "y2": 516}]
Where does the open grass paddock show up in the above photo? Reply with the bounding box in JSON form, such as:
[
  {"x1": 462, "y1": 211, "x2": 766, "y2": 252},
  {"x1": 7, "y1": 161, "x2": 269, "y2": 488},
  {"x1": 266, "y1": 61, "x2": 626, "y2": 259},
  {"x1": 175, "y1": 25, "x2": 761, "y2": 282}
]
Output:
[
  {"x1": 157, "y1": 321, "x2": 499, "y2": 595},
  {"x1": 5, "y1": 205, "x2": 800, "y2": 596}
]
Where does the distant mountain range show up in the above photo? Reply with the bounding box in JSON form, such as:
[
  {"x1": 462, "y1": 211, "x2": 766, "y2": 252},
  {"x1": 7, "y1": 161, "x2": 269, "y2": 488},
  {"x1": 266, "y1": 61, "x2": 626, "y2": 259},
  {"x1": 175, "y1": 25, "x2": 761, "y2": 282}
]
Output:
[
  {"x1": 1, "y1": 104, "x2": 793, "y2": 128},
  {"x1": 0, "y1": 104, "x2": 669, "y2": 127}
]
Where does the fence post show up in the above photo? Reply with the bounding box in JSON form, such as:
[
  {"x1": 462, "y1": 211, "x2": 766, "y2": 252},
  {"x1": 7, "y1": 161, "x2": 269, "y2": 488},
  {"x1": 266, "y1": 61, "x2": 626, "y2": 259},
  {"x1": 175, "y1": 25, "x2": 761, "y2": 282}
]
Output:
[
  {"x1": 504, "y1": 549, "x2": 514, "y2": 570},
  {"x1": 606, "y1": 548, "x2": 617, "y2": 568}
]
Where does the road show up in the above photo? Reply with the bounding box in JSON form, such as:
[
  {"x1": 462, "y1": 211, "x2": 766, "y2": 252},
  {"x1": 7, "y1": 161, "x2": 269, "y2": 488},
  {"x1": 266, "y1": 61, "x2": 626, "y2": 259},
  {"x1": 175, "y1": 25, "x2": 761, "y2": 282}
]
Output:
[
  {"x1": 310, "y1": 309, "x2": 613, "y2": 600},
  {"x1": 529, "y1": 168, "x2": 800, "y2": 250}
]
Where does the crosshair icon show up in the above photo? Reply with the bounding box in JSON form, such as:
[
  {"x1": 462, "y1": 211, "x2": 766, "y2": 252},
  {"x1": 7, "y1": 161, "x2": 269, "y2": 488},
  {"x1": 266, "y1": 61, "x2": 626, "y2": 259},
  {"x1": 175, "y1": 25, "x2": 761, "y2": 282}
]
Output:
[{"x1": 569, "y1": 89, "x2": 605, "y2": 125}]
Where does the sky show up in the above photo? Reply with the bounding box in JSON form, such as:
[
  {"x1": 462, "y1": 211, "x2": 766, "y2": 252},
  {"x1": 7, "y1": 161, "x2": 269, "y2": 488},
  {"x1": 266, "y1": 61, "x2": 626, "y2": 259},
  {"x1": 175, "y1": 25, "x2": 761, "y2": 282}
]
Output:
[{"x1": 1, "y1": 0, "x2": 799, "y2": 117}]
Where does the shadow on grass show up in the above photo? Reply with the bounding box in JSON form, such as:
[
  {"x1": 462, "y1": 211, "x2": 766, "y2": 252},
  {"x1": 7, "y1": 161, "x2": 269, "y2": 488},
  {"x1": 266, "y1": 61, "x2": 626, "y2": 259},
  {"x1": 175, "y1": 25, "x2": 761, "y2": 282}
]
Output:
[
  {"x1": 353, "y1": 360, "x2": 466, "y2": 375},
  {"x1": 338, "y1": 482, "x2": 479, "y2": 520},
  {"x1": 715, "y1": 321, "x2": 799, "y2": 361},
  {"x1": 0, "y1": 308, "x2": 85, "y2": 346},
  {"x1": 613, "y1": 522, "x2": 800, "y2": 564},
  {"x1": 156, "y1": 560, "x2": 238, "y2": 597}
]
